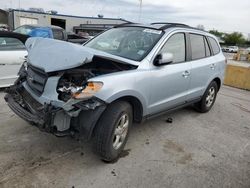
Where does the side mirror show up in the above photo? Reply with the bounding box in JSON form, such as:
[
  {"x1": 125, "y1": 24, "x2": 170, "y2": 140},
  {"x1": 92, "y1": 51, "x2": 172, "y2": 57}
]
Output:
[{"x1": 153, "y1": 53, "x2": 174, "y2": 66}]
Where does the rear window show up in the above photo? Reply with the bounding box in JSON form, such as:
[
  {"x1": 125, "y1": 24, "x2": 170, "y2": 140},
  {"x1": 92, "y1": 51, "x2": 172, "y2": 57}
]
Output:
[
  {"x1": 190, "y1": 34, "x2": 206, "y2": 60},
  {"x1": 208, "y1": 37, "x2": 220, "y2": 54}
]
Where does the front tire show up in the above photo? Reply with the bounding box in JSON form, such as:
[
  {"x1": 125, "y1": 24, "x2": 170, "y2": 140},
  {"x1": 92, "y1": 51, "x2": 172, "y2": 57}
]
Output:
[
  {"x1": 93, "y1": 101, "x2": 132, "y2": 162},
  {"x1": 195, "y1": 81, "x2": 218, "y2": 113}
]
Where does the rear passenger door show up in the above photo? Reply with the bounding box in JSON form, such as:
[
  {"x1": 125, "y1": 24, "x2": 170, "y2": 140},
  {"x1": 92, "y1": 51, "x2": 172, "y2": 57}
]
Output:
[{"x1": 187, "y1": 33, "x2": 217, "y2": 100}]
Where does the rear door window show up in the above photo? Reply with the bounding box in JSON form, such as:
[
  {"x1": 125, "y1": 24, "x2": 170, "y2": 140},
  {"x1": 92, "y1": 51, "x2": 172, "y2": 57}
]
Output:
[
  {"x1": 0, "y1": 37, "x2": 25, "y2": 50},
  {"x1": 208, "y1": 37, "x2": 220, "y2": 54},
  {"x1": 190, "y1": 34, "x2": 206, "y2": 60}
]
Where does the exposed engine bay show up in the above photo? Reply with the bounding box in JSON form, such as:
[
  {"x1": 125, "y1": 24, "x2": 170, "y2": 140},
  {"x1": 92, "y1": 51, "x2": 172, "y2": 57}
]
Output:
[{"x1": 56, "y1": 56, "x2": 137, "y2": 102}]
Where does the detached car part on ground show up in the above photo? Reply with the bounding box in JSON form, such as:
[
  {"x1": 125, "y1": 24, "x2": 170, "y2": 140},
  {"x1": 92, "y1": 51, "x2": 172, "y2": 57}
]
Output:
[{"x1": 4, "y1": 23, "x2": 226, "y2": 162}]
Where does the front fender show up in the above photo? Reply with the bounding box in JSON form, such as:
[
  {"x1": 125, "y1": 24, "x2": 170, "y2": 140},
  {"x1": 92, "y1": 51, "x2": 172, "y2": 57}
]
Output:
[
  {"x1": 90, "y1": 70, "x2": 150, "y2": 116},
  {"x1": 104, "y1": 89, "x2": 148, "y2": 115}
]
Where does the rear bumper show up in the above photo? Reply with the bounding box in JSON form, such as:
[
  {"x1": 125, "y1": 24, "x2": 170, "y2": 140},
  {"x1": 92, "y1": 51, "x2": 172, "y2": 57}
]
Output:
[{"x1": 4, "y1": 86, "x2": 106, "y2": 139}]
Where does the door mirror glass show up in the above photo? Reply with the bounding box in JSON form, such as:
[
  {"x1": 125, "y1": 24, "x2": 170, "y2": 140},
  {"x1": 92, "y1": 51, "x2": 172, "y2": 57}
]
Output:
[{"x1": 154, "y1": 53, "x2": 173, "y2": 66}]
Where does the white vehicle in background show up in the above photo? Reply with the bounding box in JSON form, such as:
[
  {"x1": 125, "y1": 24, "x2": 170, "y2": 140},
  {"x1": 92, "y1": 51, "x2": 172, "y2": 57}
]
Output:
[
  {"x1": 246, "y1": 47, "x2": 250, "y2": 54},
  {"x1": 223, "y1": 46, "x2": 239, "y2": 53},
  {"x1": 0, "y1": 31, "x2": 28, "y2": 88}
]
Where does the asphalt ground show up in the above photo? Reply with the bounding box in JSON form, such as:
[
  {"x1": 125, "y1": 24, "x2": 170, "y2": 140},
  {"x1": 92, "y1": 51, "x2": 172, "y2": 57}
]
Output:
[{"x1": 0, "y1": 85, "x2": 249, "y2": 188}]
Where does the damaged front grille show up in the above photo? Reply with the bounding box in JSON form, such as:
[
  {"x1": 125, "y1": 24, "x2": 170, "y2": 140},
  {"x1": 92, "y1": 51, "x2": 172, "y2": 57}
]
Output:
[
  {"x1": 26, "y1": 65, "x2": 47, "y2": 96},
  {"x1": 19, "y1": 88, "x2": 44, "y2": 112}
]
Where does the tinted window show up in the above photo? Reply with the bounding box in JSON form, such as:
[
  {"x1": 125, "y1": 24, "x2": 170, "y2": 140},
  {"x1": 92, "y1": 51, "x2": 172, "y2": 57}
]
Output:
[
  {"x1": 0, "y1": 37, "x2": 25, "y2": 50},
  {"x1": 190, "y1": 34, "x2": 206, "y2": 60},
  {"x1": 204, "y1": 37, "x2": 211, "y2": 57},
  {"x1": 208, "y1": 37, "x2": 220, "y2": 54},
  {"x1": 52, "y1": 29, "x2": 64, "y2": 40},
  {"x1": 160, "y1": 33, "x2": 186, "y2": 63}
]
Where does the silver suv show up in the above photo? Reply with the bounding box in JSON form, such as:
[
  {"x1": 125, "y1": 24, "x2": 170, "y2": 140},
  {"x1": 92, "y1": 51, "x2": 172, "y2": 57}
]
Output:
[{"x1": 4, "y1": 23, "x2": 226, "y2": 162}]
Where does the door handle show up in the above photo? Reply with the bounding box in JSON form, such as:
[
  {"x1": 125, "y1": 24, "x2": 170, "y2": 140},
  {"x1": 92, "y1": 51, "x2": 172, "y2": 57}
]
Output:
[
  {"x1": 209, "y1": 63, "x2": 216, "y2": 69},
  {"x1": 182, "y1": 70, "x2": 190, "y2": 78}
]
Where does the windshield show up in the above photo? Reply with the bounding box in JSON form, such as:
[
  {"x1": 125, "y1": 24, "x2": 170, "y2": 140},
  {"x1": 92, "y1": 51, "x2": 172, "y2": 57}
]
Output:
[{"x1": 85, "y1": 27, "x2": 163, "y2": 61}]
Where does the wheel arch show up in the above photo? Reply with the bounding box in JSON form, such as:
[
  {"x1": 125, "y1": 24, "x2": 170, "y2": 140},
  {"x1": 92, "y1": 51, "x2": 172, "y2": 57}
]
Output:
[
  {"x1": 213, "y1": 77, "x2": 221, "y2": 91},
  {"x1": 111, "y1": 95, "x2": 144, "y2": 123}
]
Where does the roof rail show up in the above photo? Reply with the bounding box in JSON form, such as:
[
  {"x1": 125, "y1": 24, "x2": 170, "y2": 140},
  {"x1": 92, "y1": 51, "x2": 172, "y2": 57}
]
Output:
[
  {"x1": 151, "y1": 22, "x2": 191, "y2": 30},
  {"x1": 113, "y1": 22, "x2": 136, "y2": 28},
  {"x1": 114, "y1": 22, "x2": 198, "y2": 31}
]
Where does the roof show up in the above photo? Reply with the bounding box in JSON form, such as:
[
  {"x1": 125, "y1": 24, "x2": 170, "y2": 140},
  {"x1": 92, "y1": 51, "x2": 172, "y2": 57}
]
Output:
[
  {"x1": 0, "y1": 9, "x2": 8, "y2": 14},
  {"x1": 10, "y1": 9, "x2": 129, "y2": 22},
  {"x1": 0, "y1": 31, "x2": 29, "y2": 44},
  {"x1": 16, "y1": 24, "x2": 63, "y2": 30}
]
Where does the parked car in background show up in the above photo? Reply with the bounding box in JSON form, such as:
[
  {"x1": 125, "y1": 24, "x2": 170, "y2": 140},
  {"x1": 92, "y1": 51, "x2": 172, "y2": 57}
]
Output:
[
  {"x1": 14, "y1": 24, "x2": 67, "y2": 40},
  {"x1": 14, "y1": 25, "x2": 88, "y2": 44},
  {"x1": 223, "y1": 46, "x2": 238, "y2": 53},
  {"x1": 67, "y1": 32, "x2": 90, "y2": 44},
  {"x1": 246, "y1": 47, "x2": 250, "y2": 54},
  {"x1": 0, "y1": 26, "x2": 88, "y2": 88},
  {"x1": 0, "y1": 31, "x2": 29, "y2": 88},
  {"x1": 4, "y1": 23, "x2": 226, "y2": 162}
]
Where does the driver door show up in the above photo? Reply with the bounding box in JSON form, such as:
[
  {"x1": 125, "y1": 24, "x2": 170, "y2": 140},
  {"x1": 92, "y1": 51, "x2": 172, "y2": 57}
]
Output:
[{"x1": 148, "y1": 33, "x2": 191, "y2": 114}]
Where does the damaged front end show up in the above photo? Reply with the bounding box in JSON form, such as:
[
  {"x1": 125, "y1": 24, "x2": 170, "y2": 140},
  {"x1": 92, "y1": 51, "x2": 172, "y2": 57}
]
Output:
[
  {"x1": 4, "y1": 82, "x2": 106, "y2": 139},
  {"x1": 4, "y1": 37, "x2": 137, "y2": 140},
  {"x1": 5, "y1": 64, "x2": 135, "y2": 140}
]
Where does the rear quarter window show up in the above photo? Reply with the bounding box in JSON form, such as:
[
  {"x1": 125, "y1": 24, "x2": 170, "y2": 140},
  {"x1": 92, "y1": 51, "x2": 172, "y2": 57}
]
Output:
[{"x1": 208, "y1": 37, "x2": 220, "y2": 54}]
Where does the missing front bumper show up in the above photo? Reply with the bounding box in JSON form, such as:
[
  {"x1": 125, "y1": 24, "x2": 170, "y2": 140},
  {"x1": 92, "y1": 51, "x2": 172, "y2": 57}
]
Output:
[
  {"x1": 4, "y1": 87, "x2": 106, "y2": 139},
  {"x1": 4, "y1": 91, "x2": 59, "y2": 131}
]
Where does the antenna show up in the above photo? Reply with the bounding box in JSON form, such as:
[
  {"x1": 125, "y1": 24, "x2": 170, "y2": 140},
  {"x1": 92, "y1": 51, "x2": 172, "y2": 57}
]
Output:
[{"x1": 138, "y1": 0, "x2": 142, "y2": 22}]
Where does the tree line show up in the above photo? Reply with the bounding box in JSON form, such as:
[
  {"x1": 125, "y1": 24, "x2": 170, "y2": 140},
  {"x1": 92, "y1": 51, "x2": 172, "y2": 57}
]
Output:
[{"x1": 209, "y1": 30, "x2": 249, "y2": 46}]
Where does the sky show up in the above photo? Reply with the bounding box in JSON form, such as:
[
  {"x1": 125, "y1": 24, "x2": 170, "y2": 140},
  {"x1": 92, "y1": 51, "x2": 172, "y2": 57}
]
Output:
[{"x1": 1, "y1": 0, "x2": 249, "y2": 35}]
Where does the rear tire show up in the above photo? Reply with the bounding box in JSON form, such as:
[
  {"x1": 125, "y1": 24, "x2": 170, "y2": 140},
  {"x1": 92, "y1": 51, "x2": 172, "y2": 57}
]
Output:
[
  {"x1": 93, "y1": 101, "x2": 132, "y2": 162},
  {"x1": 194, "y1": 81, "x2": 218, "y2": 113}
]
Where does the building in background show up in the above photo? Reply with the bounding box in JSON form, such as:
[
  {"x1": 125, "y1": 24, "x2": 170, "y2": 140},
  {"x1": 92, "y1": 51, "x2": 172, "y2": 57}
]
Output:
[
  {"x1": 0, "y1": 9, "x2": 9, "y2": 30},
  {"x1": 0, "y1": 9, "x2": 8, "y2": 25},
  {"x1": 2, "y1": 9, "x2": 128, "y2": 36}
]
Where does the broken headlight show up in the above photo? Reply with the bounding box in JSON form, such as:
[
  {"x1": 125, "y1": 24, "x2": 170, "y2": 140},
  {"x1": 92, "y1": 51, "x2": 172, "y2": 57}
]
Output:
[
  {"x1": 72, "y1": 82, "x2": 103, "y2": 99},
  {"x1": 57, "y1": 70, "x2": 103, "y2": 102},
  {"x1": 58, "y1": 81, "x2": 103, "y2": 101}
]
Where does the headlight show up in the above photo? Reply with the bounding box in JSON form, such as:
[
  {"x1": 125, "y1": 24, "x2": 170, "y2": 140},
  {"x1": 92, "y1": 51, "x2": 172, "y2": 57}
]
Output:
[{"x1": 73, "y1": 82, "x2": 103, "y2": 99}]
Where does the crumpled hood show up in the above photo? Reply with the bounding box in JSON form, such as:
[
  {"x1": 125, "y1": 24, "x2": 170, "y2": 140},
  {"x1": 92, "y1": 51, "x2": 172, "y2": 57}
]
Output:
[{"x1": 25, "y1": 37, "x2": 138, "y2": 73}]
